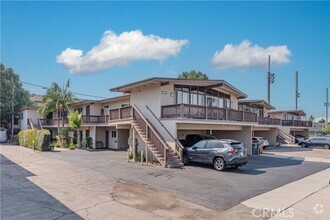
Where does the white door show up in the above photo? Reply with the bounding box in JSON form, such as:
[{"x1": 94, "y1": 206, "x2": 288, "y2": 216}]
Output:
[{"x1": 110, "y1": 130, "x2": 118, "y2": 149}]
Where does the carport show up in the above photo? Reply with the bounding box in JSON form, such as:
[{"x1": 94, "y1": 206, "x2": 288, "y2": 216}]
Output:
[
  {"x1": 176, "y1": 122, "x2": 253, "y2": 155},
  {"x1": 290, "y1": 128, "x2": 309, "y2": 139},
  {"x1": 252, "y1": 126, "x2": 277, "y2": 146}
]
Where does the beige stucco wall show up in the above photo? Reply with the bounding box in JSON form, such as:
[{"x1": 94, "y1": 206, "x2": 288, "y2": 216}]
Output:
[
  {"x1": 212, "y1": 126, "x2": 253, "y2": 155},
  {"x1": 253, "y1": 128, "x2": 277, "y2": 146},
  {"x1": 20, "y1": 109, "x2": 43, "y2": 130},
  {"x1": 230, "y1": 94, "x2": 238, "y2": 110},
  {"x1": 117, "y1": 129, "x2": 129, "y2": 150}
]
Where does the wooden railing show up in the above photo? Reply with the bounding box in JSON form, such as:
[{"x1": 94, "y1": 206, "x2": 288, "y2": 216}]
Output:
[
  {"x1": 146, "y1": 105, "x2": 183, "y2": 160},
  {"x1": 161, "y1": 104, "x2": 258, "y2": 122},
  {"x1": 109, "y1": 106, "x2": 132, "y2": 121},
  {"x1": 84, "y1": 115, "x2": 106, "y2": 124},
  {"x1": 133, "y1": 105, "x2": 170, "y2": 167},
  {"x1": 39, "y1": 118, "x2": 68, "y2": 126},
  {"x1": 282, "y1": 120, "x2": 312, "y2": 127},
  {"x1": 258, "y1": 117, "x2": 281, "y2": 125}
]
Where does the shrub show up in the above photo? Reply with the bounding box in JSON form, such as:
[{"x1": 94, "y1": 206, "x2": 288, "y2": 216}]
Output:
[
  {"x1": 136, "y1": 152, "x2": 146, "y2": 162},
  {"x1": 69, "y1": 138, "x2": 76, "y2": 150},
  {"x1": 83, "y1": 137, "x2": 93, "y2": 148},
  {"x1": 18, "y1": 129, "x2": 52, "y2": 151},
  {"x1": 35, "y1": 130, "x2": 52, "y2": 151}
]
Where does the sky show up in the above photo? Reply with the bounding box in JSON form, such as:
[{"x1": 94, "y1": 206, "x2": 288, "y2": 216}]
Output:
[{"x1": 2, "y1": 1, "x2": 330, "y2": 120}]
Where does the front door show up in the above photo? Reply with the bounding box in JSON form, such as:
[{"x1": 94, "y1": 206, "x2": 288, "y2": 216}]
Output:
[
  {"x1": 105, "y1": 130, "x2": 109, "y2": 148},
  {"x1": 110, "y1": 130, "x2": 117, "y2": 149}
]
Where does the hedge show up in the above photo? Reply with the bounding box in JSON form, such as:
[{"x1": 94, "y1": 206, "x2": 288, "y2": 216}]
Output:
[{"x1": 18, "y1": 129, "x2": 52, "y2": 151}]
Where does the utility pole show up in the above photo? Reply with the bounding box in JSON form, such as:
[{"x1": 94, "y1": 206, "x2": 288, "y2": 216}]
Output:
[
  {"x1": 11, "y1": 76, "x2": 15, "y2": 138},
  {"x1": 295, "y1": 71, "x2": 300, "y2": 110},
  {"x1": 267, "y1": 55, "x2": 275, "y2": 104},
  {"x1": 325, "y1": 88, "x2": 329, "y2": 125}
]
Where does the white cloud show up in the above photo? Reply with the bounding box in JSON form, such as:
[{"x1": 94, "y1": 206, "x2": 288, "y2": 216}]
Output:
[
  {"x1": 212, "y1": 40, "x2": 291, "y2": 70},
  {"x1": 57, "y1": 30, "x2": 188, "y2": 74}
]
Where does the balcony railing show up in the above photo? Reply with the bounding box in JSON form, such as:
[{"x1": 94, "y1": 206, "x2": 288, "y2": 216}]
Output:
[
  {"x1": 258, "y1": 117, "x2": 282, "y2": 125},
  {"x1": 282, "y1": 120, "x2": 312, "y2": 127},
  {"x1": 161, "y1": 104, "x2": 258, "y2": 122},
  {"x1": 108, "y1": 106, "x2": 132, "y2": 121},
  {"x1": 84, "y1": 115, "x2": 106, "y2": 124},
  {"x1": 39, "y1": 118, "x2": 68, "y2": 126}
]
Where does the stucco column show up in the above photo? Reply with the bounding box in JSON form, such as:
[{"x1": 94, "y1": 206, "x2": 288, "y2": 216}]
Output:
[{"x1": 92, "y1": 126, "x2": 96, "y2": 149}]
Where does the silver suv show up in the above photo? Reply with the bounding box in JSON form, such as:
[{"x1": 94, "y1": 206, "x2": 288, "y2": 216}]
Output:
[{"x1": 183, "y1": 139, "x2": 248, "y2": 171}]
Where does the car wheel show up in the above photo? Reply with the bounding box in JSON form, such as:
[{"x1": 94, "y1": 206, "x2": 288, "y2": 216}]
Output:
[
  {"x1": 323, "y1": 144, "x2": 330, "y2": 149},
  {"x1": 301, "y1": 143, "x2": 307, "y2": 148},
  {"x1": 213, "y1": 157, "x2": 226, "y2": 171},
  {"x1": 183, "y1": 154, "x2": 190, "y2": 165}
]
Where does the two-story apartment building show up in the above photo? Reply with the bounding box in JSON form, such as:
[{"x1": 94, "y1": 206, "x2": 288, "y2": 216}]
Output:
[{"x1": 20, "y1": 77, "x2": 312, "y2": 168}]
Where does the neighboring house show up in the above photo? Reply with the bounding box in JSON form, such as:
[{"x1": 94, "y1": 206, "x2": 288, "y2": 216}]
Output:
[
  {"x1": 19, "y1": 94, "x2": 43, "y2": 130},
  {"x1": 310, "y1": 122, "x2": 326, "y2": 137},
  {"x1": 19, "y1": 77, "x2": 312, "y2": 167}
]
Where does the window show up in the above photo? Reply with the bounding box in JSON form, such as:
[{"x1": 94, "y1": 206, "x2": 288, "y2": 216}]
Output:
[
  {"x1": 111, "y1": 130, "x2": 117, "y2": 138},
  {"x1": 86, "y1": 105, "x2": 90, "y2": 116},
  {"x1": 20, "y1": 113, "x2": 23, "y2": 120},
  {"x1": 101, "y1": 109, "x2": 104, "y2": 116},
  {"x1": 224, "y1": 99, "x2": 231, "y2": 108},
  {"x1": 206, "y1": 141, "x2": 223, "y2": 149},
  {"x1": 86, "y1": 130, "x2": 90, "y2": 137},
  {"x1": 122, "y1": 103, "x2": 129, "y2": 107},
  {"x1": 193, "y1": 140, "x2": 206, "y2": 148},
  {"x1": 14, "y1": 118, "x2": 19, "y2": 125},
  {"x1": 218, "y1": 98, "x2": 224, "y2": 108},
  {"x1": 191, "y1": 93, "x2": 198, "y2": 105},
  {"x1": 207, "y1": 96, "x2": 218, "y2": 107},
  {"x1": 104, "y1": 105, "x2": 109, "y2": 109}
]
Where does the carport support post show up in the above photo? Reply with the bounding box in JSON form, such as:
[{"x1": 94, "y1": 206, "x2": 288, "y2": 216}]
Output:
[
  {"x1": 132, "y1": 128, "x2": 136, "y2": 162},
  {"x1": 92, "y1": 126, "x2": 96, "y2": 149}
]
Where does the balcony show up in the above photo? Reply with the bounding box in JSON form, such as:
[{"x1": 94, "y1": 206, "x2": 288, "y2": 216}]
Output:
[
  {"x1": 282, "y1": 120, "x2": 312, "y2": 127},
  {"x1": 83, "y1": 115, "x2": 106, "y2": 124},
  {"x1": 258, "y1": 117, "x2": 281, "y2": 125},
  {"x1": 161, "y1": 104, "x2": 258, "y2": 122},
  {"x1": 39, "y1": 118, "x2": 68, "y2": 126},
  {"x1": 108, "y1": 106, "x2": 132, "y2": 121}
]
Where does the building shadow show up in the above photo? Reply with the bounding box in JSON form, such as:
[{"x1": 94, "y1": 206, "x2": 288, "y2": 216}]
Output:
[
  {"x1": 0, "y1": 154, "x2": 82, "y2": 220},
  {"x1": 184, "y1": 154, "x2": 307, "y2": 175}
]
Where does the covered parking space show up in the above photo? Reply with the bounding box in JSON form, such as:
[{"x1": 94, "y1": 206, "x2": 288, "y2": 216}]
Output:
[
  {"x1": 252, "y1": 126, "x2": 277, "y2": 146},
  {"x1": 176, "y1": 122, "x2": 253, "y2": 155},
  {"x1": 290, "y1": 128, "x2": 309, "y2": 139}
]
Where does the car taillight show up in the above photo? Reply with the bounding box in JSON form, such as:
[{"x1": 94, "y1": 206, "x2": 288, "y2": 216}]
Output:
[{"x1": 229, "y1": 149, "x2": 237, "y2": 153}]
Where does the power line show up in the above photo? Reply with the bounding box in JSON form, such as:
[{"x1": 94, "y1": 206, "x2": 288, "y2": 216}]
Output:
[{"x1": 20, "y1": 81, "x2": 109, "y2": 99}]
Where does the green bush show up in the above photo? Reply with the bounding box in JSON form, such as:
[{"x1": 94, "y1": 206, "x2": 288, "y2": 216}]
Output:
[
  {"x1": 35, "y1": 130, "x2": 52, "y2": 151},
  {"x1": 18, "y1": 129, "x2": 52, "y2": 151},
  {"x1": 136, "y1": 152, "x2": 146, "y2": 162},
  {"x1": 83, "y1": 137, "x2": 93, "y2": 148}
]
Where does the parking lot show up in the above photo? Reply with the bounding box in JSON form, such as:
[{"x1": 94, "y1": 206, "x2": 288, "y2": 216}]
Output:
[{"x1": 1, "y1": 144, "x2": 330, "y2": 219}]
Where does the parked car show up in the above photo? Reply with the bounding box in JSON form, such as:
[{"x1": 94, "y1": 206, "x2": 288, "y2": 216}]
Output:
[
  {"x1": 252, "y1": 137, "x2": 269, "y2": 149},
  {"x1": 180, "y1": 134, "x2": 217, "y2": 148},
  {"x1": 182, "y1": 139, "x2": 248, "y2": 171},
  {"x1": 294, "y1": 134, "x2": 306, "y2": 144},
  {"x1": 298, "y1": 136, "x2": 330, "y2": 149}
]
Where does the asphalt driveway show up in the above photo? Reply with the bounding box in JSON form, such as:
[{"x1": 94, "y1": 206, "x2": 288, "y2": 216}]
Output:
[{"x1": 42, "y1": 147, "x2": 330, "y2": 211}]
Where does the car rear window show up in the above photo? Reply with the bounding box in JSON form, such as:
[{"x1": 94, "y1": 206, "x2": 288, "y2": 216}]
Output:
[{"x1": 230, "y1": 143, "x2": 244, "y2": 149}]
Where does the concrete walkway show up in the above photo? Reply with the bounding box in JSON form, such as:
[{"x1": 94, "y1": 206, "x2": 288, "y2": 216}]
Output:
[{"x1": 242, "y1": 168, "x2": 330, "y2": 219}]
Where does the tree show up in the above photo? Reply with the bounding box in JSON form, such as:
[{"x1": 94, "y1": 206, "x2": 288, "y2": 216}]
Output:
[
  {"x1": 0, "y1": 64, "x2": 32, "y2": 130},
  {"x1": 309, "y1": 115, "x2": 315, "y2": 122},
  {"x1": 178, "y1": 71, "x2": 209, "y2": 80},
  {"x1": 38, "y1": 80, "x2": 74, "y2": 135},
  {"x1": 68, "y1": 110, "x2": 83, "y2": 148},
  {"x1": 323, "y1": 126, "x2": 330, "y2": 135},
  {"x1": 318, "y1": 118, "x2": 326, "y2": 123}
]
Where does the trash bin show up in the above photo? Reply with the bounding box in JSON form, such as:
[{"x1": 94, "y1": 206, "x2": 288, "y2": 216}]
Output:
[{"x1": 252, "y1": 143, "x2": 260, "y2": 155}]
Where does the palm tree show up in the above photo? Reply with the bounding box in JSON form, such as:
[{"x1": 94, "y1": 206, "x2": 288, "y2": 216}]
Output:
[
  {"x1": 38, "y1": 79, "x2": 74, "y2": 135},
  {"x1": 68, "y1": 110, "x2": 83, "y2": 148}
]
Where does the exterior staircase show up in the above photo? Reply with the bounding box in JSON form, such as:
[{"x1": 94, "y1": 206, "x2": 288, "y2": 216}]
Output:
[
  {"x1": 132, "y1": 105, "x2": 183, "y2": 168},
  {"x1": 277, "y1": 128, "x2": 295, "y2": 144}
]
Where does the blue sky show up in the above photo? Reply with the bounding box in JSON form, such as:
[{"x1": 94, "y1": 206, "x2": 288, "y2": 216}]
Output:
[{"x1": 2, "y1": 1, "x2": 330, "y2": 120}]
